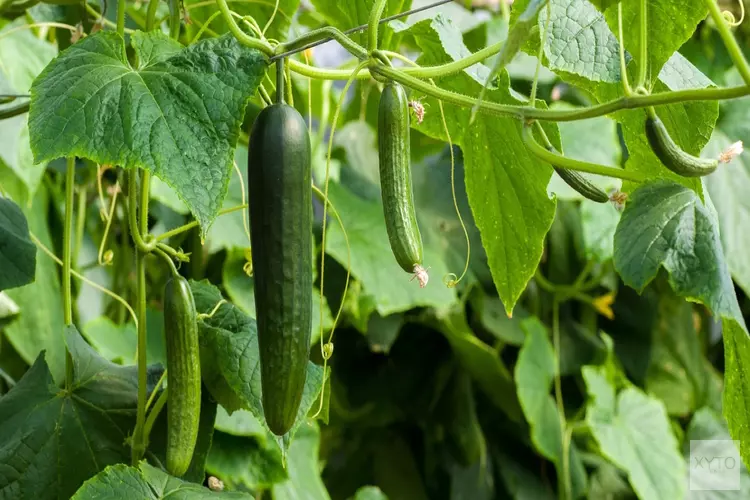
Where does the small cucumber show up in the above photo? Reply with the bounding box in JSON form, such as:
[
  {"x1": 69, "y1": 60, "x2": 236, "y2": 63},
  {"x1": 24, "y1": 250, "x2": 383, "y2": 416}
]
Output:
[
  {"x1": 645, "y1": 116, "x2": 718, "y2": 177},
  {"x1": 164, "y1": 276, "x2": 201, "y2": 477},
  {"x1": 521, "y1": 125, "x2": 609, "y2": 203},
  {"x1": 378, "y1": 81, "x2": 424, "y2": 273},
  {"x1": 248, "y1": 102, "x2": 312, "y2": 436}
]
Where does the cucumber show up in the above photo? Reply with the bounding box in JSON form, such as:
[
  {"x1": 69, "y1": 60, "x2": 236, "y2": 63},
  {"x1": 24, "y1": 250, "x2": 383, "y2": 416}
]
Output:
[
  {"x1": 247, "y1": 102, "x2": 312, "y2": 436},
  {"x1": 552, "y1": 167, "x2": 609, "y2": 203},
  {"x1": 378, "y1": 81, "x2": 424, "y2": 273},
  {"x1": 521, "y1": 125, "x2": 609, "y2": 203},
  {"x1": 163, "y1": 275, "x2": 201, "y2": 477},
  {"x1": 645, "y1": 116, "x2": 718, "y2": 177}
]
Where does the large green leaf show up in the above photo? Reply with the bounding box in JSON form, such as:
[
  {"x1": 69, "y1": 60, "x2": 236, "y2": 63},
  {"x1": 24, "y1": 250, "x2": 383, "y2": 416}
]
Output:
[
  {"x1": 0, "y1": 326, "x2": 159, "y2": 499},
  {"x1": 189, "y1": 280, "x2": 324, "y2": 450},
  {"x1": 612, "y1": 181, "x2": 750, "y2": 461},
  {"x1": 71, "y1": 462, "x2": 251, "y2": 499},
  {"x1": 271, "y1": 422, "x2": 330, "y2": 500},
  {"x1": 3, "y1": 185, "x2": 65, "y2": 382},
  {"x1": 515, "y1": 318, "x2": 586, "y2": 498},
  {"x1": 0, "y1": 20, "x2": 55, "y2": 199},
  {"x1": 704, "y1": 70, "x2": 750, "y2": 297},
  {"x1": 0, "y1": 197, "x2": 35, "y2": 291},
  {"x1": 393, "y1": 14, "x2": 558, "y2": 313},
  {"x1": 28, "y1": 31, "x2": 266, "y2": 235},
  {"x1": 604, "y1": 0, "x2": 708, "y2": 83},
  {"x1": 583, "y1": 364, "x2": 685, "y2": 500}
]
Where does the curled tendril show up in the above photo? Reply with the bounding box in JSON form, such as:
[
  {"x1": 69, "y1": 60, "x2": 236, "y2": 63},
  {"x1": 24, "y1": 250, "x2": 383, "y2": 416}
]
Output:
[
  {"x1": 322, "y1": 342, "x2": 334, "y2": 360},
  {"x1": 723, "y1": 0, "x2": 745, "y2": 26},
  {"x1": 197, "y1": 299, "x2": 227, "y2": 321},
  {"x1": 242, "y1": 247, "x2": 253, "y2": 276},
  {"x1": 443, "y1": 272, "x2": 458, "y2": 288},
  {"x1": 102, "y1": 250, "x2": 114, "y2": 265}
]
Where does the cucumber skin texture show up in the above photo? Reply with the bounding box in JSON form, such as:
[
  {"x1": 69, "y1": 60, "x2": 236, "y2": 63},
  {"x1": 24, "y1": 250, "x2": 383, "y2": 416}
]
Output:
[
  {"x1": 164, "y1": 276, "x2": 201, "y2": 477},
  {"x1": 378, "y1": 81, "x2": 423, "y2": 273},
  {"x1": 552, "y1": 166, "x2": 609, "y2": 203},
  {"x1": 248, "y1": 103, "x2": 312, "y2": 436},
  {"x1": 645, "y1": 117, "x2": 718, "y2": 177}
]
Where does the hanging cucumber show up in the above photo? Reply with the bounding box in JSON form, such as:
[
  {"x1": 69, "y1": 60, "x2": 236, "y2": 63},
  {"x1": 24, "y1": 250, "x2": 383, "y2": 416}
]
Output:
[
  {"x1": 378, "y1": 81, "x2": 426, "y2": 285},
  {"x1": 163, "y1": 275, "x2": 201, "y2": 477},
  {"x1": 247, "y1": 59, "x2": 312, "y2": 436},
  {"x1": 521, "y1": 124, "x2": 609, "y2": 203},
  {"x1": 645, "y1": 114, "x2": 718, "y2": 177}
]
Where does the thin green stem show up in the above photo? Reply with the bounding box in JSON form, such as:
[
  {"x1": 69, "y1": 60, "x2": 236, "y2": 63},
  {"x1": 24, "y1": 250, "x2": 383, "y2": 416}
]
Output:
[
  {"x1": 155, "y1": 204, "x2": 248, "y2": 241},
  {"x1": 637, "y1": 0, "x2": 648, "y2": 88},
  {"x1": 30, "y1": 232, "x2": 139, "y2": 327},
  {"x1": 0, "y1": 101, "x2": 29, "y2": 120},
  {"x1": 117, "y1": 0, "x2": 126, "y2": 35},
  {"x1": 127, "y1": 171, "x2": 157, "y2": 253},
  {"x1": 368, "y1": 0, "x2": 387, "y2": 51},
  {"x1": 524, "y1": 121, "x2": 646, "y2": 181},
  {"x1": 169, "y1": 0, "x2": 181, "y2": 39},
  {"x1": 277, "y1": 26, "x2": 367, "y2": 60},
  {"x1": 63, "y1": 158, "x2": 76, "y2": 389},
  {"x1": 146, "y1": 370, "x2": 167, "y2": 411},
  {"x1": 131, "y1": 169, "x2": 150, "y2": 465},
  {"x1": 154, "y1": 246, "x2": 179, "y2": 277},
  {"x1": 190, "y1": 10, "x2": 222, "y2": 42},
  {"x1": 143, "y1": 387, "x2": 168, "y2": 443},
  {"x1": 617, "y1": 2, "x2": 632, "y2": 96},
  {"x1": 215, "y1": 0, "x2": 274, "y2": 55},
  {"x1": 552, "y1": 298, "x2": 571, "y2": 500},
  {"x1": 262, "y1": 0, "x2": 279, "y2": 36},
  {"x1": 72, "y1": 185, "x2": 87, "y2": 271},
  {"x1": 704, "y1": 0, "x2": 750, "y2": 86},
  {"x1": 146, "y1": 0, "x2": 159, "y2": 31},
  {"x1": 371, "y1": 63, "x2": 750, "y2": 122},
  {"x1": 276, "y1": 58, "x2": 285, "y2": 104}
]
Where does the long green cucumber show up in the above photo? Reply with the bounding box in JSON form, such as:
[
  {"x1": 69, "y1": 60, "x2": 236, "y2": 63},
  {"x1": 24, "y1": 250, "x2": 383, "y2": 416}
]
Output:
[
  {"x1": 521, "y1": 124, "x2": 609, "y2": 203},
  {"x1": 378, "y1": 81, "x2": 424, "y2": 274},
  {"x1": 645, "y1": 116, "x2": 718, "y2": 177},
  {"x1": 247, "y1": 102, "x2": 312, "y2": 436},
  {"x1": 164, "y1": 275, "x2": 201, "y2": 477}
]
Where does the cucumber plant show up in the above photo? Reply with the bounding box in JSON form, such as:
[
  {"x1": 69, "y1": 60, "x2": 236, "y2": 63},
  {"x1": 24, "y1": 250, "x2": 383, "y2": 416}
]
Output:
[{"x1": 3, "y1": 0, "x2": 750, "y2": 498}]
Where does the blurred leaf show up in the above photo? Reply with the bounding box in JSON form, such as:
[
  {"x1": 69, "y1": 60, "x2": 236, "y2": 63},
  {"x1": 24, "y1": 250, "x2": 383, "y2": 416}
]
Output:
[
  {"x1": 4, "y1": 185, "x2": 65, "y2": 383},
  {"x1": 190, "y1": 280, "x2": 324, "y2": 450},
  {"x1": 587, "y1": 463, "x2": 633, "y2": 500},
  {"x1": 324, "y1": 182, "x2": 456, "y2": 315},
  {"x1": 150, "y1": 175, "x2": 189, "y2": 215},
  {"x1": 214, "y1": 406, "x2": 266, "y2": 438},
  {"x1": 206, "y1": 431, "x2": 286, "y2": 491},
  {"x1": 309, "y1": 0, "x2": 412, "y2": 48},
  {"x1": 0, "y1": 326, "x2": 159, "y2": 499},
  {"x1": 222, "y1": 250, "x2": 333, "y2": 344},
  {"x1": 644, "y1": 279, "x2": 707, "y2": 417},
  {"x1": 81, "y1": 317, "x2": 137, "y2": 364},
  {"x1": 469, "y1": 288, "x2": 525, "y2": 345},
  {"x1": 71, "y1": 462, "x2": 252, "y2": 499},
  {"x1": 352, "y1": 486, "x2": 388, "y2": 500},
  {"x1": 515, "y1": 318, "x2": 586, "y2": 498},
  {"x1": 0, "y1": 196, "x2": 35, "y2": 291},
  {"x1": 449, "y1": 459, "x2": 493, "y2": 500},
  {"x1": 363, "y1": 312, "x2": 403, "y2": 354},
  {"x1": 583, "y1": 364, "x2": 685, "y2": 500},
  {"x1": 580, "y1": 201, "x2": 620, "y2": 263},
  {"x1": 439, "y1": 369, "x2": 484, "y2": 467},
  {"x1": 430, "y1": 305, "x2": 521, "y2": 421},
  {"x1": 272, "y1": 422, "x2": 330, "y2": 500},
  {"x1": 494, "y1": 449, "x2": 555, "y2": 500},
  {"x1": 0, "y1": 19, "x2": 55, "y2": 198},
  {"x1": 372, "y1": 433, "x2": 428, "y2": 500},
  {"x1": 206, "y1": 145, "x2": 251, "y2": 252},
  {"x1": 684, "y1": 407, "x2": 750, "y2": 498},
  {"x1": 189, "y1": 0, "x2": 299, "y2": 43}
]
